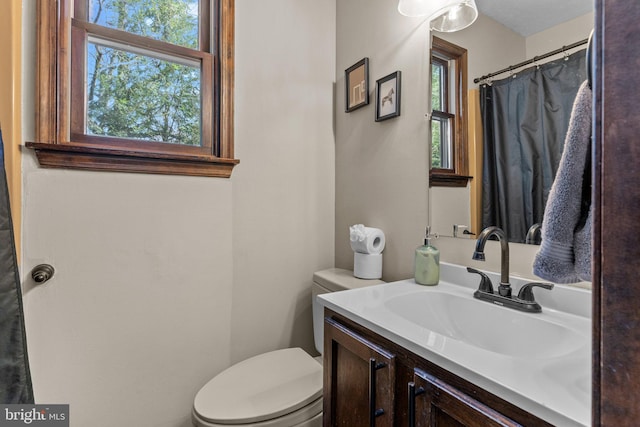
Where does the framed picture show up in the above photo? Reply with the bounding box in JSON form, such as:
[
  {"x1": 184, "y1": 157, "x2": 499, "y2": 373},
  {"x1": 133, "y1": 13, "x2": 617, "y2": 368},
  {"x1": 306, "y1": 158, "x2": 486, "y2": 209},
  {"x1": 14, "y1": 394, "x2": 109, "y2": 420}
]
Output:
[
  {"x1": 345, "y1": 58, "x2": 369, "y2": 112},
  {"x1": 375, "y1": 71, "x2": 401, "y2": 122}
]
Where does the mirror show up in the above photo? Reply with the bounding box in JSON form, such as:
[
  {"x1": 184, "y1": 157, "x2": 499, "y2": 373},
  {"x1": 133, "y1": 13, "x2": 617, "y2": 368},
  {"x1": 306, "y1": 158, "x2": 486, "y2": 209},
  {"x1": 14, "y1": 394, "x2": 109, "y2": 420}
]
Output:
[{"x1": 429, "y1": 0, "x2": 593, "y2": 243}]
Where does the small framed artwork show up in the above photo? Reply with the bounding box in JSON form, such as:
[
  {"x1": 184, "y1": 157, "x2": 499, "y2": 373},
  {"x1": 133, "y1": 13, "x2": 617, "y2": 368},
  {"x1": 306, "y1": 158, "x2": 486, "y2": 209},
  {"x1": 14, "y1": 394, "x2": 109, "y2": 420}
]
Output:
[
  {"x1": 345, "y1": 58, "x2": 369, "y2": 112},
  {"x1": 375, "y1": 71, "x2": 401, "y2": 122}
]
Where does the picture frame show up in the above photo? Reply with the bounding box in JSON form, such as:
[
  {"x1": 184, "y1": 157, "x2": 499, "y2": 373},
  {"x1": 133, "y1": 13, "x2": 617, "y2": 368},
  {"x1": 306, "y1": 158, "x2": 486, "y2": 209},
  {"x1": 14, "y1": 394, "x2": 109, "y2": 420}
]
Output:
[
  {"x1": 375, "y1": 71, "x2": 401, "y2": 122},
  {"x1": 345, "y1": 58, "x2": 369, "y2": 112}
]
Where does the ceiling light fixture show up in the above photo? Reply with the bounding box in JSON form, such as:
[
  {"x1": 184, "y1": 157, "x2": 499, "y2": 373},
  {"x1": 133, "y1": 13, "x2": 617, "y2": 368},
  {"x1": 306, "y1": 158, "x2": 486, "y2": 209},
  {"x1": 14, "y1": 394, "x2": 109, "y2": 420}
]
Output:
[{"x1": 397, "y1": 0, "x2": 478, "y2": 32}]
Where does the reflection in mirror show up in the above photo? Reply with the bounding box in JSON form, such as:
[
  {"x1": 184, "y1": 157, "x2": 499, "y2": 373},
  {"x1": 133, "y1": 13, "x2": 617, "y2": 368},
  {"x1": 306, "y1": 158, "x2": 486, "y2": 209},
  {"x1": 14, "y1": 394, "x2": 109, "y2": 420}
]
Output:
[
  {"x1": 429, "y1": 36, "x2": 470, "y2": 187},
  {"x1": 429, "y1": 3, "x2": 593, "y2": 243},
  {"x1": 431, "y1": 56, "x2": 453, "y2": 170},
  {"x1": 479, "y1": 49, "x2": 586, "y2": 243}
]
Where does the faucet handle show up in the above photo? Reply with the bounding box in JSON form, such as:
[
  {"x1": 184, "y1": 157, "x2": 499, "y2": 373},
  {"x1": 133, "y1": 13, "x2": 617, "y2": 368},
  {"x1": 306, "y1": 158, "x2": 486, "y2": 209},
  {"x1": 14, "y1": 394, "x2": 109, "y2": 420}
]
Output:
[
  {"x1": 517, "y1": 282, "x2": 554, "y2": 302},
  {"x1": 466, "y1": 267, "x2": 493, "y2": 294}
]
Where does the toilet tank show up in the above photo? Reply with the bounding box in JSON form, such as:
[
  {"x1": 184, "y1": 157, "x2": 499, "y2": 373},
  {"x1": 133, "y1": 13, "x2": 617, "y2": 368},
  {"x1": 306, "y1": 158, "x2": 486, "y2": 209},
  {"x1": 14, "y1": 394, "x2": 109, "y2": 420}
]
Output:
[{"x1": 312, "y1": 268, "x2": 384, "y2": 354}]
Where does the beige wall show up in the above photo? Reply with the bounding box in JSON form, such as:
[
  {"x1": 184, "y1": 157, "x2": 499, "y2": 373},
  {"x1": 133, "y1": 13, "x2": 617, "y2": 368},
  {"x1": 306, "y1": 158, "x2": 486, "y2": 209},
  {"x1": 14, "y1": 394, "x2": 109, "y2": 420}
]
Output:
[
  {"x1": 231, "y1": 0, "x2": 336, "y2": 362},
  {"x1": 20, "y1": 1, "x2": 335, "y2": 426},
  {"x1": 526, "y1": 13, "x2": 593, "y2": 58}
]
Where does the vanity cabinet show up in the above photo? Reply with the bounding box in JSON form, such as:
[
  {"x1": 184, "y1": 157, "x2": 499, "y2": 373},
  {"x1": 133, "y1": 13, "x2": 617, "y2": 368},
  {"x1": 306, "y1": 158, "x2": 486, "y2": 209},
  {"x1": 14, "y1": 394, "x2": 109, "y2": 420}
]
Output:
[
  {"x1": 410, "y1": 369, "x2": 521, "y2": 427},
  {"x1": 323, "y1": 310, "x2": 552, "y2": 427},
  {"x1": 323, "y1": 315, "x2": 396, "y2": 426}
]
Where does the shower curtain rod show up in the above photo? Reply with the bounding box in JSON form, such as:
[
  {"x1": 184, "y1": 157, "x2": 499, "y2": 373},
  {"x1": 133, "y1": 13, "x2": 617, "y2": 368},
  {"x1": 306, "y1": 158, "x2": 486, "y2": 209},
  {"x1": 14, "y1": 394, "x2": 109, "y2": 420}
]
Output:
[{"x1": 473, "y1": 38, "x2": 589, "y2": 84}]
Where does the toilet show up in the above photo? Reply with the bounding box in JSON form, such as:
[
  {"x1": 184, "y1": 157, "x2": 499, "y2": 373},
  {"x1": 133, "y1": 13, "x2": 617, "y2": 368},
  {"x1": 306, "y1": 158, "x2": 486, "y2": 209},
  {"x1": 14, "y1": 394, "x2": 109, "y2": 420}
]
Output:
[{"x1": 192, "y1": 268, "x2": 384, "y2": 427}]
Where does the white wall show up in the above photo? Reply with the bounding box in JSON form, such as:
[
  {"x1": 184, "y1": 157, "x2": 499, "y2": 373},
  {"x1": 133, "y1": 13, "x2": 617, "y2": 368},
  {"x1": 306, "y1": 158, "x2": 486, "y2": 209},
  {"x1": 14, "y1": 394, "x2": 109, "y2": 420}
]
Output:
[{"x1": 20, "y1": 1, "x2": 335, "y2": 426}]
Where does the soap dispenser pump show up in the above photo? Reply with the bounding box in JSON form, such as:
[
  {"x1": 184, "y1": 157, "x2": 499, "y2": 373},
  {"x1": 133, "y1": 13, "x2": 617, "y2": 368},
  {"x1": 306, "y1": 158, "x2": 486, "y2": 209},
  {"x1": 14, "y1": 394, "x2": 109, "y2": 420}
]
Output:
[{"x1": 414, "y1": 226, "x2": 440, "y2": 286}]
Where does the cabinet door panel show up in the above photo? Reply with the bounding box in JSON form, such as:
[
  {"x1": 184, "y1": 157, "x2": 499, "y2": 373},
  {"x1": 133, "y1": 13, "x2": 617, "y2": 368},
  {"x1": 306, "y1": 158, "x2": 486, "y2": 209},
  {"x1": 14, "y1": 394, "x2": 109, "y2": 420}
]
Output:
[
  {"x1": 324, "y1": 316, "x2": 396, "y2": 427},
  {"x1": 411, "y1": 368, "x2": 522, "y2": 427}
]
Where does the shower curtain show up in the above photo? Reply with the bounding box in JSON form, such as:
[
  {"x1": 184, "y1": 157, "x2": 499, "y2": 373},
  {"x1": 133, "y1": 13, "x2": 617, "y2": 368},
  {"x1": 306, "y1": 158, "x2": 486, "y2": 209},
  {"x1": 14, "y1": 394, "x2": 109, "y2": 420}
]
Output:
[
  {"x1": 480, "y1": 49, "x2": 587, "y2": 243},
  {"x1": 0, "y1": 129, "x2": 34, "y2": 403}
]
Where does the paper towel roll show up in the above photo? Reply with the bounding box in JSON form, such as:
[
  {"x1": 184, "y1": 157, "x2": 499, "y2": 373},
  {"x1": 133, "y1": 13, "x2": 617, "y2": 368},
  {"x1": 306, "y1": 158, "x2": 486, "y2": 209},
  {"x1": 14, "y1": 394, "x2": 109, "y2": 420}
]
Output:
[
  {"x1": 354, "y1": 253, "x2": 383, "y2": 279},
  {"x1": 349, "y1": 225, "x2": 386, "y2": 254}
]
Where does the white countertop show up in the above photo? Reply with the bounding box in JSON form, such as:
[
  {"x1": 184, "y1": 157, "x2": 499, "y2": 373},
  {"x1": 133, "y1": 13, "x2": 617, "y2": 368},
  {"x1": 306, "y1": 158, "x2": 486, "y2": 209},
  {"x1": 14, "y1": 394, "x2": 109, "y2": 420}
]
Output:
[{"x1": 318, "y1": 262, "x2": 591, "y2": 427}]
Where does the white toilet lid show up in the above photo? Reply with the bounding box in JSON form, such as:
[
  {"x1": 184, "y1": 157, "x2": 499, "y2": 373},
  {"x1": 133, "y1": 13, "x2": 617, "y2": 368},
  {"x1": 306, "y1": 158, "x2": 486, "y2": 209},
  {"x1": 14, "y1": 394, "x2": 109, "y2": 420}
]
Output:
[{"x1": 193, "y1": 348, "x2": 323, "y2": 425}]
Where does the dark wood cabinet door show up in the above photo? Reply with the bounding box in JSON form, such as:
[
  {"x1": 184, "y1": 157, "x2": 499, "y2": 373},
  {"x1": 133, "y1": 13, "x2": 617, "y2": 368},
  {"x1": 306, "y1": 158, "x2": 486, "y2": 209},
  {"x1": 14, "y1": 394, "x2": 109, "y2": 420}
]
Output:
[
  {"x1": 324, "y1": 316, "x2": 396, "y2": 427},
  {"x1": 410, "y1": 368, "x2": 521, "y2": 427}
]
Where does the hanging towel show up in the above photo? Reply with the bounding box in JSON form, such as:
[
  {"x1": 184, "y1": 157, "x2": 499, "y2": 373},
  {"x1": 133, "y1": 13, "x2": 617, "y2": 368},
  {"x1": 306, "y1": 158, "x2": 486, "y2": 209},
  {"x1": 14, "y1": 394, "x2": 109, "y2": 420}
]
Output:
[
  {"x1": 0, "y1": 129, "x2": 34, "y2": 403},
  {"x1": 533, "y1": 80, "x2": 592, "y2": 283}
]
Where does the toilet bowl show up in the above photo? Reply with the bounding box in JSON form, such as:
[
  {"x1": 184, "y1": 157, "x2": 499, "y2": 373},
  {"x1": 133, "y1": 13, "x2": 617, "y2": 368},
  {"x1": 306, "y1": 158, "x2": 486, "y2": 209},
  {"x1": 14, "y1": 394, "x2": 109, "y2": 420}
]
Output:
[{"x1": 192, "y1": 269, "x2": 384, "y2": 427}]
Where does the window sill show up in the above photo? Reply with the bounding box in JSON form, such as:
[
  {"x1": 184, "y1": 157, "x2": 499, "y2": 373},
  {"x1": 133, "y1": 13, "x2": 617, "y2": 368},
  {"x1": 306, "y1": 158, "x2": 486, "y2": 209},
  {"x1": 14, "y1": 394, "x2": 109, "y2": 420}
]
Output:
[
  {"x1": 25, "y1": 142, "x2": 239, "y2": 178},
  {"x1": 429, "y1": 172, "x2": 471, "y2": 188}
]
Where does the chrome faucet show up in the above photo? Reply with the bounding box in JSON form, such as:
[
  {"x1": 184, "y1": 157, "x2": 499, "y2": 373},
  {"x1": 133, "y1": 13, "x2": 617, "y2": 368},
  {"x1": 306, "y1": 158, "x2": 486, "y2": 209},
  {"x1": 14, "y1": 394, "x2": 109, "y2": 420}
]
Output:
[
  {"x1": 468, "y1": 226, "x2": 553, "y2": 313},
  {"x1": 472, "y1": 226, "x2": 511, "y2": 297}
]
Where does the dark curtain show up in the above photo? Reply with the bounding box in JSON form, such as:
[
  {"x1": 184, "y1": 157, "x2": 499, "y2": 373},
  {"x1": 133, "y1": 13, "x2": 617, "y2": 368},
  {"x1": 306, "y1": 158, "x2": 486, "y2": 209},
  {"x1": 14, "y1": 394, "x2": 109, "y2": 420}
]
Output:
[
  {"x1": 480, "y1": 49, "x2": 587, "y2": 243},
  {"x1": 0, "y1": 129, "x2": 34, "y2": 403}
]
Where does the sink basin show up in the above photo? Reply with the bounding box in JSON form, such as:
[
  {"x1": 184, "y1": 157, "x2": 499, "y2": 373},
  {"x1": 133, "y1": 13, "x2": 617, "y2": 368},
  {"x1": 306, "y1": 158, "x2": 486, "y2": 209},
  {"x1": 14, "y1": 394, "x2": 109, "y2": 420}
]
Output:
[{"x1": 384, "y1": 290, "x2": 587, "y2": 359}]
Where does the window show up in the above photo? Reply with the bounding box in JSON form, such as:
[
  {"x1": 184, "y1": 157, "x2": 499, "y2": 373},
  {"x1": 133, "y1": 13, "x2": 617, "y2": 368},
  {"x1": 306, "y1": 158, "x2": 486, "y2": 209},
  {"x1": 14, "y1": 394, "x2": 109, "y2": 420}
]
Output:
[
  {"x1": 28, "y1": 0, "x2": 237, "y2": 177},
  {"x1": 429, "y1": 37, "x2": 469, "y2": 187}
]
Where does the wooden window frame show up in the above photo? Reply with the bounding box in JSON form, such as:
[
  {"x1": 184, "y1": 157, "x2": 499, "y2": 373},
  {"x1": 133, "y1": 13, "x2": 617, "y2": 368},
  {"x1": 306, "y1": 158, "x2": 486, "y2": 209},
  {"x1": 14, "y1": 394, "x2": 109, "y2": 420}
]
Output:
[
  {"x1": 429, "y1": 36, "x2": 469, "y2": 188},
  {"x1": 27, "y1": 0, "x2": 238, "y2": 178}
]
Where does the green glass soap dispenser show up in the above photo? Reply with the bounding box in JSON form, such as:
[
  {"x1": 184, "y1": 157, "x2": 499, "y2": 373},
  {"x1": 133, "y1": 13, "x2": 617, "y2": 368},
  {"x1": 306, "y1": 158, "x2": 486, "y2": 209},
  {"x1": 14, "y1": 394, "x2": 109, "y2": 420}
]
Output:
[{"x1": 414, "y1": 226, "x2": 440, "y2": 286}]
